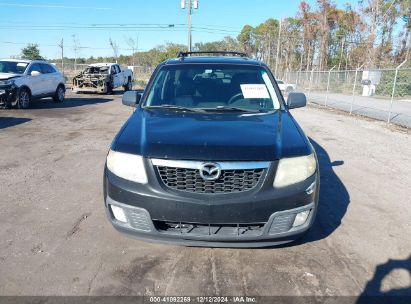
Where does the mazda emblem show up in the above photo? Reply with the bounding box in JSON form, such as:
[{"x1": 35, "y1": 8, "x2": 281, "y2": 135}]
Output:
[{"x1": 199, "y1": 163, "x2": 222, "y2": 181}]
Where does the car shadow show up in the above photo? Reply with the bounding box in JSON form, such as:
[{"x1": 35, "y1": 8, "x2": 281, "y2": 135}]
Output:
[
  {"x1": 356, "y1": 255, "x2": 411, "y2": 303},
  {"x1": 210, "y1": 138, "x2": 350, "y2": 250},
  {"x1": 0, "y1": 117, "x2": 31, "y2": 129},
  {"x1": 29, "y1": 96, "x2": 113, "y2": 109},
  {"x1": 289, "y1": 138, "x2": 350, "y2": 245}
]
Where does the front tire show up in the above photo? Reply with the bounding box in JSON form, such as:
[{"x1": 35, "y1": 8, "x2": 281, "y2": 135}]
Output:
[
  {"x1": 106, "y1": 83, "x2": 113, "y2": 95},
  {"x1": 16, "y1": 88, "x2": 31, "y2": 109},
  {"x1": 123, "y1": 78, "x2": 132, "y2": 92},
  {"x1": 53, "y1": 85, "x2": 65, "y2": 103}
]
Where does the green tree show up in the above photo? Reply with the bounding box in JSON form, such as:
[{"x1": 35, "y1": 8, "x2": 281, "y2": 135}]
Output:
[
  {"x1": 237, "y1": 25, "x2": 255, "y2": 54},
  {"x1": 21, "y1": 44, "x2": 41, "y2": 60},
  {"x1": 254, "y1": 18, "x2": 279, "y2": 66},
  {"x1": 154, "y1": 43, "x2": 187, "y2": 65},
  {"x1": 194, "y1": 36, "x2": 240, "y2": 52},
  {"x1": 398, "y1": 0, "x2": 411, "y2": 60}
]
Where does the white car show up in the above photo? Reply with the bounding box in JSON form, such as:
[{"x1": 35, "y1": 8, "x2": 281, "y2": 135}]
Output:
[
  {"x1": 72, "y1": 63, "x2": 133, "y2": 94},
  {"x1": 277, "y1": 80, "x2": 296, "y2": 94},
  {"x1": 0, "y1": 59, "x2": 66, "y2": 109}
]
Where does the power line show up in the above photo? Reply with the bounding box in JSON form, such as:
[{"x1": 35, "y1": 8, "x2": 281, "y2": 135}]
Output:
[
  {"x1": 0, "y1": 3, "x2": 112, "y2": 10},
  {"x1": 0, "y1": 41, "x2": 143, "y2": 51},
  {"x1": 0, "y1": 24, "x2": 239, "y2": 32},
  {"x1": 0, "y1": 20, "x2": 242, "y2": 35}
]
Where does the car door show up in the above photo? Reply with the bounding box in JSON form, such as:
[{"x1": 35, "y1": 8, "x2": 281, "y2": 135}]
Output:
[
  {"x1": 40, "y1": 63, "x2": 58, "y2": 94},
  {"x1": 113, "y1": 65, "x2": 123, "y2": 88},
  {"x1": 25, "y1": 63, "x2": 45, "y2": 96},
  {"x1": 117, "y1": 65, "x2": 126, "y2": 86},
  {"x1": 110, "y1": 65, "x2": 117, "y2": 88}
]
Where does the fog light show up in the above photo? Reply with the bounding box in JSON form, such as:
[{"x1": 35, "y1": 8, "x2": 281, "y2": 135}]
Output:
[
  {"x1": 293, "y1": 210, "x2": 310, "y2": 227},
  {"x1": 110, "y1": 205, "x2": 127, "y2": 223}
]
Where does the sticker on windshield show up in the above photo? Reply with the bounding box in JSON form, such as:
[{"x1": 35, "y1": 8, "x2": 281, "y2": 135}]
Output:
[{"x1": 240, "y1": 84, "x2": 270, "y2": 99}]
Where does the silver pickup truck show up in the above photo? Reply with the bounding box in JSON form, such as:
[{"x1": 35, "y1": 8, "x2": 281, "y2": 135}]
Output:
[{"x1": 72, "y1": 63, "x2": 133, "y2": 94}]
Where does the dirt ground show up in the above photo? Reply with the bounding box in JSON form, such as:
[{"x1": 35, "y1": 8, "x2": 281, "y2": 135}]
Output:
[{"x1": 0, "y1": 92, "x2": 410, "y2": 298}]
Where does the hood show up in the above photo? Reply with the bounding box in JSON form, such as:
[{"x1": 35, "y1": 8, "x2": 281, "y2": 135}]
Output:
[
  {"x1": 113, "y1": 109, "x2": 311, "y2": 161},
  {"x1": 0, "y1": 73, "x2": 21, "y2": 80}
]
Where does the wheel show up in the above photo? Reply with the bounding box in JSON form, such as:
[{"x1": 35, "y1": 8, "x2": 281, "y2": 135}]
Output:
[
  {"x1": 16, "y1": 88, "x2": 31, "y2": 109},
  {"x1": 53, "y1": 85, "x2": 65, "y2": 103},
  {"x1": 123, "y1": 79, "x2": 132, "y2": 92},
  {"x1": 106, "y1": 83, "x2": 113, "y2": 95}
]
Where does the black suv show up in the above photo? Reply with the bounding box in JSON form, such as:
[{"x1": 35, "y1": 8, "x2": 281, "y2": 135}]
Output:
[{"x1": 104, "y1": 52, "x2": 319, "y2": 247}]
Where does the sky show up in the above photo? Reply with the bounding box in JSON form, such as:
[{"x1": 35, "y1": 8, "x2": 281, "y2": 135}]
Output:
[{"x1": 0, "y1": 0, "x2": 356, "y2": 59}]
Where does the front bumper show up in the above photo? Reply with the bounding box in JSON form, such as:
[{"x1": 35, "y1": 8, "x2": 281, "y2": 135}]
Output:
[
  {"x1": 0, "y1": 84, "x2": 17, "y2": 108},
  {"x1": 103, "y1": 160, "x2": 319, "y2": 247},
  {"x1": 72, "y1": 86, "x2": 107, "y2": 94},
  {"x1": 72, "y1": 77, "x2": 108, "y2": 94}
]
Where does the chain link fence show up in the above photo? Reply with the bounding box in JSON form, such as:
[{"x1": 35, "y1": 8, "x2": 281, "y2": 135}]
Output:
[
  {"x1": 51, "y1": 62, "x2": 411, "y2": 128},
  {"x1": 281, "y1": 66, "x2": 411, "y2": 128}
]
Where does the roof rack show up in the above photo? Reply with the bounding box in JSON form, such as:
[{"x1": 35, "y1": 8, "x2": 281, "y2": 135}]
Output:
[{"x1": 177, "y1": 51, "x2": 249, "y2": 58}]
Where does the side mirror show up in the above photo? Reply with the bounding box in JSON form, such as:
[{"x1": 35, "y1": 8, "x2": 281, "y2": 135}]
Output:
[
  {"x1": 122, "y1": 90, "x2": 142, "y2": 107},
  {"x1": 287, "y1": 92, "x2": 307, "y2": 109},
  {"x1": 30, "y1": 71, "x2": 41, "y2": 76}
]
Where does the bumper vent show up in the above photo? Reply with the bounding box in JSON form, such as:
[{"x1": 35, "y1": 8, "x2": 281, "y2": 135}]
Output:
[
  {"x1": 269, "y1": 213, "x2": 296, "y2": 234},
  {"x1": 153, "y1": 221, "x2": 265, "y2": 237},
  {"x1": 156, "y1": 166, "x2": 264, "y2": 194},
  {"x1": 126, "y1": 208, "x2": 152, "y2": 232}
]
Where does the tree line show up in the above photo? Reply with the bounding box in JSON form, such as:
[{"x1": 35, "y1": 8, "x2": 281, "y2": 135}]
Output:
[
  {"x1": 22, "y1": 0, "x2": 411, "y2": 72},
  {"x1": 236, "y1": 0, "x2": 410, "y2": 71}
]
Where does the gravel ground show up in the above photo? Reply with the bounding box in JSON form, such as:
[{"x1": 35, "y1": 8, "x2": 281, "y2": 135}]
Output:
[{"x1": 0, "y1": 93, "x2": 410, "y2": 298}]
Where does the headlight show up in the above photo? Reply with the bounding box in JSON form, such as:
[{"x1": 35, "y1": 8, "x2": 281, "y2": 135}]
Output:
[
  {"x1": 0, "y1": 79, "x2": 15, "y2": 86},
  {"x1": 106, "y1": 150, "x2": 148, "y2": 184},
  {"x1": 273, "y1": 154, "x2": 316, "y2": 188}
]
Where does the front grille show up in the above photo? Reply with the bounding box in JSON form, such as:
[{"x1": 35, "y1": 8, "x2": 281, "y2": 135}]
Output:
[
  {"x1": 153, "y1": 221, "x2": 265, "y2": 237},
  {"x1": 156, "y1": 166, "x2": 264, "y2": 194}
]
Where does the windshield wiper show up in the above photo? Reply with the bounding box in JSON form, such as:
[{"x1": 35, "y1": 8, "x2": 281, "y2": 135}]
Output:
[
  {"x1": 201, "y1": 106, "x2": 260, "y2": 113},
  {"x1": 145, "y1": 105, "x2": 203, "y2": 112}
]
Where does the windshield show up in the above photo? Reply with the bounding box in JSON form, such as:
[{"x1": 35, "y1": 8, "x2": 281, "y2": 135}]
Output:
[
  {"x1": 83, "y1": 66, "x2": 109, "y2": 74},
  {"x1": 0, "y1": 61, "x2": 29, "y2": 74},
  {"x1": 144, "y1": 64, "x2": 281, "y2": 112}
]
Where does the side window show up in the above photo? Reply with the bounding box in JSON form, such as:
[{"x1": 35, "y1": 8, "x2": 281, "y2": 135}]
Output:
[
  {"x1": 40, "y1": 64, "x2": 55, "y2": 74},
  {"x1": 48, "y1": 64, "x2": 56, "y2": 73},
  {"x1": 27, "y1": 63, "x2": 42, "y2": 75},
  {"x1": 110, "y1": 66, "x2": 117, "y2": 75},
  {"x1": 146, "y1": 69, "x2": 168, "y2": 106},
  {"x1": 115, "y1": 65, "x2": 121, "y2": 74}
]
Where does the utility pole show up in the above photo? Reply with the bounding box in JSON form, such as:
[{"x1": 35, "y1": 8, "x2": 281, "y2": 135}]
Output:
[
  {"x1": 72, "y1": 34, "x2": 79, "y2": 72},
  {"x1": 187, "y1": 0, "x2": 192, "y2": 51},
  {"x1": 136, "y1": 35, "x2": 139, "y2": 65},
  {"x1": 181, "y1": 0, "x2": 198, "y2": 52},
  {"x1": 58, "y1": 38, "x2": 64, "y2": 76},
  {"x1": 109, "y1": 38, "x2": 119, "y2": 63},
  {"x1": 274, "y1": 19, "x2": 282, "y2": 77}
]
